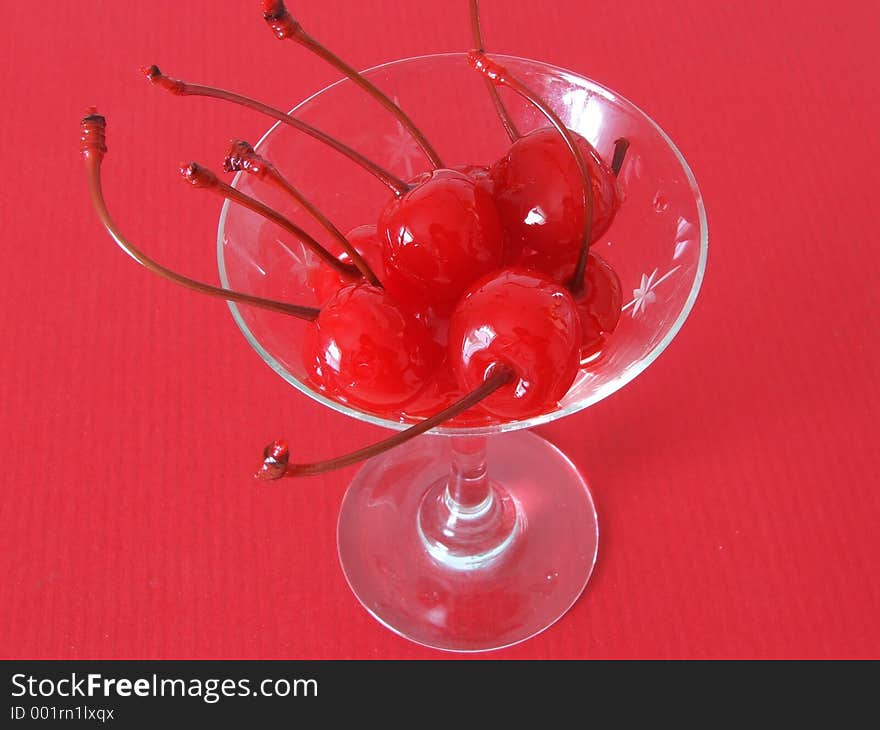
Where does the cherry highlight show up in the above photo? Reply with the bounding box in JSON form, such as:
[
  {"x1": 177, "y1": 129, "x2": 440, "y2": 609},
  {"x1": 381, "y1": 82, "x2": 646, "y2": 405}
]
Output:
[
  {"x1": 80, "y1": 111, "x2": 320, "y2": 321},
  {"x1": 261, "y1": 0, "x2": 444, "y2": 169},
  {"x1": 223, "y1": 140, "x2": 381, "y2": 286},
  {"x1": 143, "y1": 65, "x2": 409, "y2": 196},
  {"x1": 256, "y1": 365, "x2": 513, "y2": 479}
]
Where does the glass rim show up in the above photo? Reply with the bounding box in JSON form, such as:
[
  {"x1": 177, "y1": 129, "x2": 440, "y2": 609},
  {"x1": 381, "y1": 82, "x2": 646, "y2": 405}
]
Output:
[{"x1": 217, "y1": 51, "x2": 708, "y2": 436}]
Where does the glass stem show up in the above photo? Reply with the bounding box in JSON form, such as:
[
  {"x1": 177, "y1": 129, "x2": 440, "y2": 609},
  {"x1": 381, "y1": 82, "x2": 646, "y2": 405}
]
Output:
[
  {"x1": 418, "y1": 435, "x2": 520, "y2": 570},
  {"x1": 446, "y1": 436, "x2": 493, "y2": 513}
]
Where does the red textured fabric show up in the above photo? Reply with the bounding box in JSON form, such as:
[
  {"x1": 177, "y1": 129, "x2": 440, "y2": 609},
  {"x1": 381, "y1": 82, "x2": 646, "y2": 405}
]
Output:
[{"x1": 1, "y1": 1, "x2": 878, "y2": 659}]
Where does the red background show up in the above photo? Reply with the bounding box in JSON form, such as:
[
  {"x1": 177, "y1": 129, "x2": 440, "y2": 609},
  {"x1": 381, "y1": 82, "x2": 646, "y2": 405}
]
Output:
[{"x1": 2, "y1": 1, "x2": 878, "y2": 659}]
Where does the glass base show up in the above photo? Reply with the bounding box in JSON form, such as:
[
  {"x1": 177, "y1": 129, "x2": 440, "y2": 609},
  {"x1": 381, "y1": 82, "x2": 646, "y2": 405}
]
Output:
[{"x1": 337, "y1": 431, "x2": 598, "y2": 652}]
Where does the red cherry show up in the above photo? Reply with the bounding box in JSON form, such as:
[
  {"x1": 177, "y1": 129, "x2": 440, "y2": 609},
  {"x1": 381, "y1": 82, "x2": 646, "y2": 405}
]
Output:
[
  {"x1": 309, "y1": 224, "x2": 384, "y2": 304},
  {"x1": 573, "y1": 251, "x2": 623, "y2": 358},
  {"x1": 491, "y1": 127, "x2": 620, "y2": 279},
  {"x1": 448, "y1": 268, "x2": 581, "y2": 420},
  {"x1": 304, "y1": 283, "x2": 440, "y2": 410},
  {"x1": 380, "y1": 169, "x2": 504, "y2": 313}
]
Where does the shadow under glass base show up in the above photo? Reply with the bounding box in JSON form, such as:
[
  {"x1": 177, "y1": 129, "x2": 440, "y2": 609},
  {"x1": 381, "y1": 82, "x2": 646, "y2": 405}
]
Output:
[{"x1": 337, "y1": 430, "x2": 599, "y2": 652}]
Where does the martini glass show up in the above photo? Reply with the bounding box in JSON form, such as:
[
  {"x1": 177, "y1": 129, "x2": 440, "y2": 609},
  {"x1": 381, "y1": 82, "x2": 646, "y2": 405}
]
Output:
[{"x1": 218, "y1": 53, "x2": 707, "y2": 651}]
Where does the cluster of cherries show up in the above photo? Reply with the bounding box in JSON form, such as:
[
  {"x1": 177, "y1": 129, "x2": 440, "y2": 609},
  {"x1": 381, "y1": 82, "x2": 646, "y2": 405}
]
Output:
[{"x1": 81, "y1": 1, "x2": 628, "y2": 479}]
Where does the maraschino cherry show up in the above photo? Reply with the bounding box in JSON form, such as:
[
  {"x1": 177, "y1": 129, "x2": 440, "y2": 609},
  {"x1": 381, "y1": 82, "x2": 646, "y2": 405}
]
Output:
[
  {"x1": 303, "y1": 282, "x2": 440, "y2": 409},
  {"x1": 468, "y1": 50, "x2": 627, "y2": 360},
  {"x1": 507, "y1": 136, "x2": 630, "y2": 283},
  {"x1": 257, "y1": 268, "x2": 583, "y2": 479},
  {"x1": 448, "y1": 268, "x2": 582, "y2": 420},
  {"x1": 256, "y1": 262, "x2": 585, "y2": 479},
  {"x1": 492, "y1": 127, "x2": 620, "y2": 278},
  {"x1": 380, "y1": 169, "x2": 504, "y2": 314},
  {"x1": 468, "y1": 50, "x2": 622, "y2": 288}
]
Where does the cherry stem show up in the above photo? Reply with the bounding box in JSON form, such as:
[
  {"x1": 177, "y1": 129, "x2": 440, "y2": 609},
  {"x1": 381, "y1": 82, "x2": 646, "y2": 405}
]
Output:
[
  {"x1": 224, "y1": 140, "x2": 381, "y2": 286},
  {"x1": 262, "y1": 0, "x2": 444, "y2": 169},
  {"x1": 143, "y1": 65, "x2": 409, "y2": 197},
  {"x1": 255, "y1": 365, "x2": 513, "y2": 479},
  {"x1": 611, "y1": 137, "x2": 630, "y2": 177},
  {"x1": 80, "y1": 112, "x2": 320, "y2": 321},
  {"x1": 469, "y1": 0, "x2": 519, "y2": 142},
  {"x1": 467, "y1": 50, "x2": 593, "y2": 295},
  {"x1": 179, "y1": 161, "x2": 359, "y2": 280}
]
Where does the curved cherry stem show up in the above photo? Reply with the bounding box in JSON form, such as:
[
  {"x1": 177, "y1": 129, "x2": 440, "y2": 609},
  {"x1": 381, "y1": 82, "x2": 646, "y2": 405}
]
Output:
[
  {"x1": 469, "y1": 0, "x2": 519, "y2": 142},
  {"x1": 611, "y1": 137, "x2": 630, "y2": 177},
  {"x1": 80, "y1": 112, "x2": 320, "y2": 321},
  {"x1": 467, "y1": 50, "x2": 593, "y2": 295},
  {"x1": 143, "y1": 65, "x2": 409, "y2": 197},
  {"x1": 224, "y1": 140, "x2": 381, "y2": 286},
  {"x1": 262, "y1": 0, "x2": 444, "y2": 169},
  {"x1": 255, "y1": 365, "x2": 513, "y2": 479},
  {"x1": 178, "y1": 161, "x2": 359, "y2": 281}
]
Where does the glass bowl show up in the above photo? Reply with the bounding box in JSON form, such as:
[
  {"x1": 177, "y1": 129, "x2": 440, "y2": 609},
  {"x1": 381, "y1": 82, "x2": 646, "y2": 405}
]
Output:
[{"x1": 218, "y1": 53, "x2": 707, "y2": 651}]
